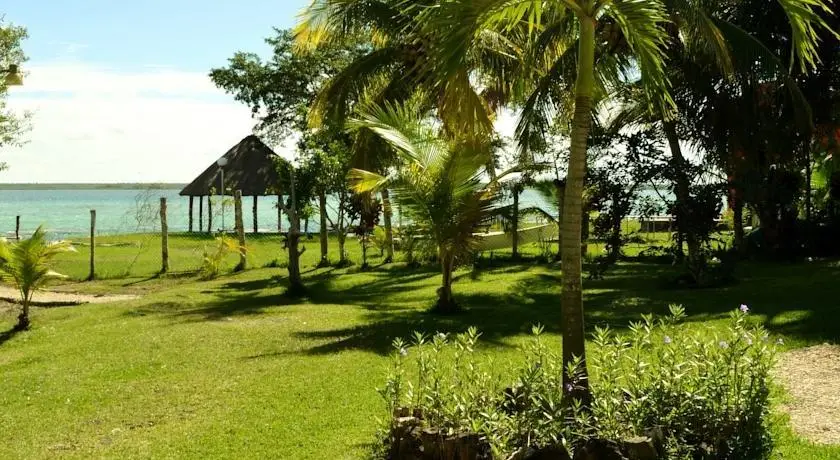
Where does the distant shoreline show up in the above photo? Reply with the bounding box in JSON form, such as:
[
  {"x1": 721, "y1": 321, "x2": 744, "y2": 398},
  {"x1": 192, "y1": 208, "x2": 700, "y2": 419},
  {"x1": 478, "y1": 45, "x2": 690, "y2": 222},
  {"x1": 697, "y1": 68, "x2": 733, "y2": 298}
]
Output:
[{"x1": 0, "y1": 183, "x2": 187, "y2": 190}]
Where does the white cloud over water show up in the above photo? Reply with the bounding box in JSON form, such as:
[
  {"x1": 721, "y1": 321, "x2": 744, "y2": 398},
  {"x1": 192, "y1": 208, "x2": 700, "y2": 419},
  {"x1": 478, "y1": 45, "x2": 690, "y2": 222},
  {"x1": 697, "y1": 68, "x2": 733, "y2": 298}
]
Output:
[{"x1": 4, "y1": 62, "x2": 296, "y2": 183}]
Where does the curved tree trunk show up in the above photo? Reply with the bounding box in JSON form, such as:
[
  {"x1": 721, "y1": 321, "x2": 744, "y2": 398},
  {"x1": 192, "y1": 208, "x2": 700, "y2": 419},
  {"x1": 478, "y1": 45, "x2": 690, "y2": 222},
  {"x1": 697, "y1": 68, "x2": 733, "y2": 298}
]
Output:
[
  {"x1": 560, "y1": 15, "x2": 595, "y2": 407},
  {"x1": 381, "y1": 189, "x2": 395, "y2": 263},
  {"x1": 664, "y1": 121, "x2": 702, "y2": 279},
  {"x1": 318, "y1": 190, "x2": 329, "y2": 267}
]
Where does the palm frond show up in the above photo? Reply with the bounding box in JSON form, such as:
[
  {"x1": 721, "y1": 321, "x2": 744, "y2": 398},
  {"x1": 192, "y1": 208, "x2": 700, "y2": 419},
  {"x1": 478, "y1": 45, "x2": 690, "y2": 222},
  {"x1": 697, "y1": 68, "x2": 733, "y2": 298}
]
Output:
[{"x1": 603, "y1": 0, "x2": 673, "y2": 114}]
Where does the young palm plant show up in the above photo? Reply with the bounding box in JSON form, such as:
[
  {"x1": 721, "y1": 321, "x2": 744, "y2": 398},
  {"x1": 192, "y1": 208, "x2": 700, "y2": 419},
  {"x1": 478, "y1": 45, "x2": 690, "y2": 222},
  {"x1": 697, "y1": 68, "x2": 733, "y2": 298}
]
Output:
[
  {"x1": 348, "y1": 103, "x2": 510, "y2": 313},
  {"x1": 0, "y1": 226, "x2": 73, "y2": 331}
]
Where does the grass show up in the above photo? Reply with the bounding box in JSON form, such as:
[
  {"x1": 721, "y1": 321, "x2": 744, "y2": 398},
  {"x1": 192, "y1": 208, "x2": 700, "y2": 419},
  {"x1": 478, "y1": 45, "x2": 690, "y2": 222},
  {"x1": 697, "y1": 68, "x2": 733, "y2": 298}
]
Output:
[{"x1": 1, "y1": 236, "x2": 839, "y2": 458}]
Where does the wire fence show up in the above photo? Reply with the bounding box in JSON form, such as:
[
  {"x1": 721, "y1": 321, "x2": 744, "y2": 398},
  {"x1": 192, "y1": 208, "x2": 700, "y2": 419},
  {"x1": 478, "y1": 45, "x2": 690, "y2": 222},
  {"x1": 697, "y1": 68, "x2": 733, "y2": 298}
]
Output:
[{"x1": 5, "y1": 188, "x2": 680, "y2": 281}]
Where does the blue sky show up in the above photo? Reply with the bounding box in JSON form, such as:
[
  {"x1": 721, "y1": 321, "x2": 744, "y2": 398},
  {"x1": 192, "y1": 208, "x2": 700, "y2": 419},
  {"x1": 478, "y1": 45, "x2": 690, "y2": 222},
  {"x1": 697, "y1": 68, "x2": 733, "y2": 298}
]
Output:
[{"x1": 3, "y1": 0, "x2": 310, "y2": 183}]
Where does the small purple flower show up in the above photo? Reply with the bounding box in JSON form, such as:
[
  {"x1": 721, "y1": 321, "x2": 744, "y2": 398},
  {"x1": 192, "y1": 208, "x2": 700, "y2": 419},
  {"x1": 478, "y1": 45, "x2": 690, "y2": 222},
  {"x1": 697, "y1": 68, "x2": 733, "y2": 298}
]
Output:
[
  {"x1": 719, "y1": 340, "x2": 729, "y2": 349},
  {"x1": 663, "y1": 335, "x2": 672, "y2": 345},
  {"x1": 564, "y1": 383, "x2": 575, "y2": 393},
  {"x1": 739, "y1": 304, "x2": 750, "y2": 314}
]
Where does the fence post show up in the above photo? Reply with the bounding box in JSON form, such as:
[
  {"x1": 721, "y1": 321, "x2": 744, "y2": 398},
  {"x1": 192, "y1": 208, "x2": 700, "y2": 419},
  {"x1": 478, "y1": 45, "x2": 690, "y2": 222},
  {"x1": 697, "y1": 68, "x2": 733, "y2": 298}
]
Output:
[
  {"x1": 277, "y1": 193, "x2": 282, "y2": 233},
  {"x1": 234, "y1": 190, "x2": 247, "y2": 271},
  {"x1": 188, "y1": 196, "x2": 194, "y2": 233},
  {"x1": 208, "y1": 196, "x2": 213, "y2": 233},
  {"x1": 15, "y1": 215, "x2": 20, "y2": 241},
  {"x1": 253, "y1": 195, "x2": 258, "y2": 234},
  {"x1": 88, "y1": 210, "x2": 96, "y2": 281},
  {"x1": 160, "y1": 197, "x2": 169, "y2": 274}
]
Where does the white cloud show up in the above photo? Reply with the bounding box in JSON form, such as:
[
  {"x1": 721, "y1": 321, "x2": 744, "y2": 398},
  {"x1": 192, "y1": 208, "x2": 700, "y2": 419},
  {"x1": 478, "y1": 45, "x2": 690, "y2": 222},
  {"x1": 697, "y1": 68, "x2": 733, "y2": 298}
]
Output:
[{"x1": 4, "y1": 62, "x2": 296, "y2": 183}]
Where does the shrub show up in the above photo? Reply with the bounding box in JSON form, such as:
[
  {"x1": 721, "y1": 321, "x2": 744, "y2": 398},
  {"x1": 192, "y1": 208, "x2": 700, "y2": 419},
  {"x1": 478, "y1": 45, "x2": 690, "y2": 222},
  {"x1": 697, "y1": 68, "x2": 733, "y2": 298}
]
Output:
[
  {"x1": 199, "y1": 235, "x2": 239, "y2": 280},
  {"x1": 375, "y1": 306, "x2": 778, "y2": 459}
]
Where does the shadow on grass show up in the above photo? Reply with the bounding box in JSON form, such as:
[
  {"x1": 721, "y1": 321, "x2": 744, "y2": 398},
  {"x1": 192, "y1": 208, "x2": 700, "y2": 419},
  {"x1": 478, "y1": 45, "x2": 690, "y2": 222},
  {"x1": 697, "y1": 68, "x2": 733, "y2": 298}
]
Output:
[
  {"x1": 0, "y1": 326, "x2": 24, "y2": 346},
  {"x1": 125, "y1": 257, "x2": 840, "y2": 355}
]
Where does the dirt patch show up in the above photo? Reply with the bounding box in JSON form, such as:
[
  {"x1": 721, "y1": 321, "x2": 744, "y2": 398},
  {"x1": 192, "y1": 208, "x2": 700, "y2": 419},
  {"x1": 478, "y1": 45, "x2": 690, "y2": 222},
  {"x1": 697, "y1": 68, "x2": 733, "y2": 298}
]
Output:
[
  {"x1": 773, "y1": 344, "x2": 840, "y2": 445},
  {"x1": 0, "y1": 286, "x2": 139, "y2": 306}
]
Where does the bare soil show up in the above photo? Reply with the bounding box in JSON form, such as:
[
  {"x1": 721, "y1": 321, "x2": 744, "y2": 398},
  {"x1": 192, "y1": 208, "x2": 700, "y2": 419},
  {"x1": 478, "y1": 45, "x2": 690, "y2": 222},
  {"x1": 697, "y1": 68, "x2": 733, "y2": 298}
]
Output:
[
  {"x1": 774, "y1": 344, "x2": 840, "y2": 445},
  {"x1": 0, "y1": 286, "x2": 138, "y2": 306}
]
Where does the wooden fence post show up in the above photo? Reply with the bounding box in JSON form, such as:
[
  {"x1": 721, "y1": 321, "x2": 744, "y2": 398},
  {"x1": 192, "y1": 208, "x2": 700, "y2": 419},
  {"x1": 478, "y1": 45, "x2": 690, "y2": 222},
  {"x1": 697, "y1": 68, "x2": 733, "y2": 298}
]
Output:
[
  {"x1": 188, "y1": 196, "x2": 194, "y2": 232},
  {"x1": 88, "y1": 210, "x2": 96, "y2": 281},
  {"x1": 160, "y1": 197, "x2": 169, "y2": 274},
  {"x1": 253, "y1": 195, "x2": 258, "y2": 234},
  {"x1": 277, "y1": 194, "x2": 283, "y2": 233},
  {"x1": 234, "y1": 190, "x2": 247, "y2": 271},
  {"x1": 15, "y1": 215, "x2": 20, "y2": 241},
  {"x1": 208, "y1": 196, "x2": 213, "y2": 233}
]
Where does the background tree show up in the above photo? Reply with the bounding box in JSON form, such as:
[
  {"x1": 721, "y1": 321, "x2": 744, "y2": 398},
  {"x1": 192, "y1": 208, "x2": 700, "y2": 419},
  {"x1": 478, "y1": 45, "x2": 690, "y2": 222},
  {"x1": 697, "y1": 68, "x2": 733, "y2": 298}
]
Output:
[
  {"x1": 1, "y1": 19, "x2": 30, "y2": 170},
  {"x1": 210, "y1": 29, "x2": 360, "y2": 267}
]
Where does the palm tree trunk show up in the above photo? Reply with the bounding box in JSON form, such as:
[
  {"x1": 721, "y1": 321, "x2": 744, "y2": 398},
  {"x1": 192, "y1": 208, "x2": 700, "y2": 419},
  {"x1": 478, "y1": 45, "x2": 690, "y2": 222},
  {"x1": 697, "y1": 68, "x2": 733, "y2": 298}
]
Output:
[
  {"x1": 15, "y1": 299, "x2": 30, "y2": 331},
  {"x1": 318, "y1": 190, "x2": 329, "y2": 267},
  {"x1": 381, "y1": 189, "x2": 395, "y2": 263},
  {"x1": 664, "y1": 121, "x2": 702, "y2": 278},
  {"x1": 512, "y1": 185, "x2": 520, "y2": 260},
  {"x1": 436, "y1": 251, "x2": 457, "y2": 313},
  {"x1": 555, "y1": 179, "x2": 565, "y2": 261},
  {"x1": 560, "y1": 15, "x2": 595, "y2": 407}
]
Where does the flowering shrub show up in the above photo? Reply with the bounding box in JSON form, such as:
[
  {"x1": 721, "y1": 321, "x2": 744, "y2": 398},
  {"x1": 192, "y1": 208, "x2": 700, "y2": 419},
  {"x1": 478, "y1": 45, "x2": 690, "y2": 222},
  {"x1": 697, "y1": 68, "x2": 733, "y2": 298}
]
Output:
[{"x1": 375, "y1": 305, "x2": 779, "y2": 459}]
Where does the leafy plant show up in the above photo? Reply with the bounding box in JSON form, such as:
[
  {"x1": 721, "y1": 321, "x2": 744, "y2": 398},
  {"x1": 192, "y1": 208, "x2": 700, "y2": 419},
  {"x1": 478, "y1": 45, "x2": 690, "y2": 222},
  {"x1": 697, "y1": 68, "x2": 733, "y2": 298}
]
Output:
[
  {"x1": 0, "y1": 226, "x2": 74, "y2": 330},
  {"x1": 377, "y1": 306, "x2": 778, "y2": 459},
  {"x1": 349, "y1": 102, "x2": 511, "y2": 313},
  {"x1": 200, "y1": 235, "x2": 240, "y2": 280}
]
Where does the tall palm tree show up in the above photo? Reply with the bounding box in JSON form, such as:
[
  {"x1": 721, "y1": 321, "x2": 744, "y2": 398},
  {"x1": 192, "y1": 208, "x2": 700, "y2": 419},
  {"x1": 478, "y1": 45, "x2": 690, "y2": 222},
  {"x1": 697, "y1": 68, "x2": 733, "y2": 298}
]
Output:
[
  {"x1": 413, "y1": 0, "x2": 672, "y2": 404},
  {"x1": 347, "y1": 103, "x2": 511, "y2": 313},
  {"x1": 0, "y1": 226, "x2": 73, "y2": 331}
]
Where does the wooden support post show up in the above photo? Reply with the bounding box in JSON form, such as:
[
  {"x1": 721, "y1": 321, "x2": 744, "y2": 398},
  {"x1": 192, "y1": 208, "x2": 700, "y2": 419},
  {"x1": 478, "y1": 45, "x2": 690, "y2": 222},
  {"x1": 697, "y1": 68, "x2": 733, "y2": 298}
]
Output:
[
  {"x1": 253, "y1": 195, "x2": 258, "y2": 234},
  {"x1": 15, "y1": 215, "x2": 20, "y2": 241},
  {"x1": 208, "y1": 196, "x2": 213, "y2": 233},
  {"x1": 277, "y1": 194, "x2": 283, "y2": 233},
  {"x1": 88, "y1": 210, "x2": 96, "y2": 281},
  {"x1": 188, "y1": 196, "x2": 194, "y2": 233},
  {"x1": 160, "y1": 198, "x2": 169, "y2": 274},
  {"x1": 199, "y1": 196, "x2": 204, "y2": 232},
  {"x1": 235, "y1": 190, "x2": 247, "y2": 271}
]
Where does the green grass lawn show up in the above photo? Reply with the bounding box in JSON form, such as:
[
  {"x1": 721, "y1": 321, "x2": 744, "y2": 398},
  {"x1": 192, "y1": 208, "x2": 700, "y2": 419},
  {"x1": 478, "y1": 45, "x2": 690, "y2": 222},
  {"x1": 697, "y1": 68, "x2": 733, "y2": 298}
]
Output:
[{"x1": 1, "y1": 237, "x2": 839, "y2": 459}]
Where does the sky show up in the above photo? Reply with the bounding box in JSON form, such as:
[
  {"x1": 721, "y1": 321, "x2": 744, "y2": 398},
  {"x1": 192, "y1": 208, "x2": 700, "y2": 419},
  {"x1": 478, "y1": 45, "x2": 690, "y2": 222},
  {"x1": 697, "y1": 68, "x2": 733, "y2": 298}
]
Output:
[{"x1": 2, "y1": 0, "x2": 311, "y2": 183}]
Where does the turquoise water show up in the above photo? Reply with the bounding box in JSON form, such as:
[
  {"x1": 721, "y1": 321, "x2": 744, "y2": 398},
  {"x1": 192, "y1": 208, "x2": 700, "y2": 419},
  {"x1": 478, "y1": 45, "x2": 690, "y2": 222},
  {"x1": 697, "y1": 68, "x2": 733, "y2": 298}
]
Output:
[
  {"x1": 0, "y1": 189, "x2": 288, "y2": 238},
  {"x1": 0, "y1": 188, "x2": 560, "y2": 239}
]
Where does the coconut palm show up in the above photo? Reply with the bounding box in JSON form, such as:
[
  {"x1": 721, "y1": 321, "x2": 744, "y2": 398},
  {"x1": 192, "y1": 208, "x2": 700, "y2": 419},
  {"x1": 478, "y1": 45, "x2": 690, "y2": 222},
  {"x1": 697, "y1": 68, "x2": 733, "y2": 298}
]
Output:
[
  {"x1": 410, "y1": 0, "x2": 673, "y2": 403},
  {"x1": 0, "y1": 226, "x2": 73, "y2": 331},
  {"x1": 347, "y1": 102, "x2": 511, "y2": 313}
]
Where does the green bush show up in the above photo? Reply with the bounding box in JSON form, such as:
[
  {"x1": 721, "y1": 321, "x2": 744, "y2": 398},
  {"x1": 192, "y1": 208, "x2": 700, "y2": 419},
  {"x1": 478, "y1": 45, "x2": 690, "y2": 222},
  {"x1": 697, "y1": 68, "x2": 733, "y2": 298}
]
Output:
[{"x1": 376, "y1": 305, "x2": 778, "y2": 459}]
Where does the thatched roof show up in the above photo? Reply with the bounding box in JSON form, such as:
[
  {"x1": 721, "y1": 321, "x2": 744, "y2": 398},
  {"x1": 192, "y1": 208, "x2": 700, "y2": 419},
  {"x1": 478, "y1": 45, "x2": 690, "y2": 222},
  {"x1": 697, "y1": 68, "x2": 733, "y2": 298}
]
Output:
[{"x1": 180, "y1": 135, "x2": 285, "y2": 197}]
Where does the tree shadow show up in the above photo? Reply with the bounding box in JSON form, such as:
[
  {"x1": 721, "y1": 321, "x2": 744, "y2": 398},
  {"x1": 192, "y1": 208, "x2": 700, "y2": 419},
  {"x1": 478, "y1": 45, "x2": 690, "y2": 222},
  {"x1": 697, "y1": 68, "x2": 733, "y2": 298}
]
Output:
[
  {"x1": 123, "y1": 255, "x2": 840, "y2": 355},
  {"x1": 0, "y1": 326, "x2": 24, "y2": 347}
]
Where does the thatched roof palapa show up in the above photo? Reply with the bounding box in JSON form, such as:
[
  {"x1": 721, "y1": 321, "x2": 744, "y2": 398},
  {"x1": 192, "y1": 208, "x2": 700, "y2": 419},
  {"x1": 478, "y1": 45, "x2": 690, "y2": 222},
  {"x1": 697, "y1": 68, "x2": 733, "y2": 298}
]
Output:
[{"x1": 180, "y1": 135, "x2": 286, "y2": 197}]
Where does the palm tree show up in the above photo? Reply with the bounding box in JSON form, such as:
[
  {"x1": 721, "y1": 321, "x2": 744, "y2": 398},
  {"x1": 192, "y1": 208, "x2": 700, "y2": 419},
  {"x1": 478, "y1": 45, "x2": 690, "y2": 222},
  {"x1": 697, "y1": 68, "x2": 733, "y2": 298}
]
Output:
[
  {"x1": 347, "y1": 103, "x2": 510, "y2": 313},
  {"x1": 413, "y1": 0, "x2": 673, "y2": 404},
  {"x1": 0, "y1": 226, "x2": 73, "y2": 331},
  {"x1": 613, "y1": 0, "x2": 835, "y2": 270}
]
